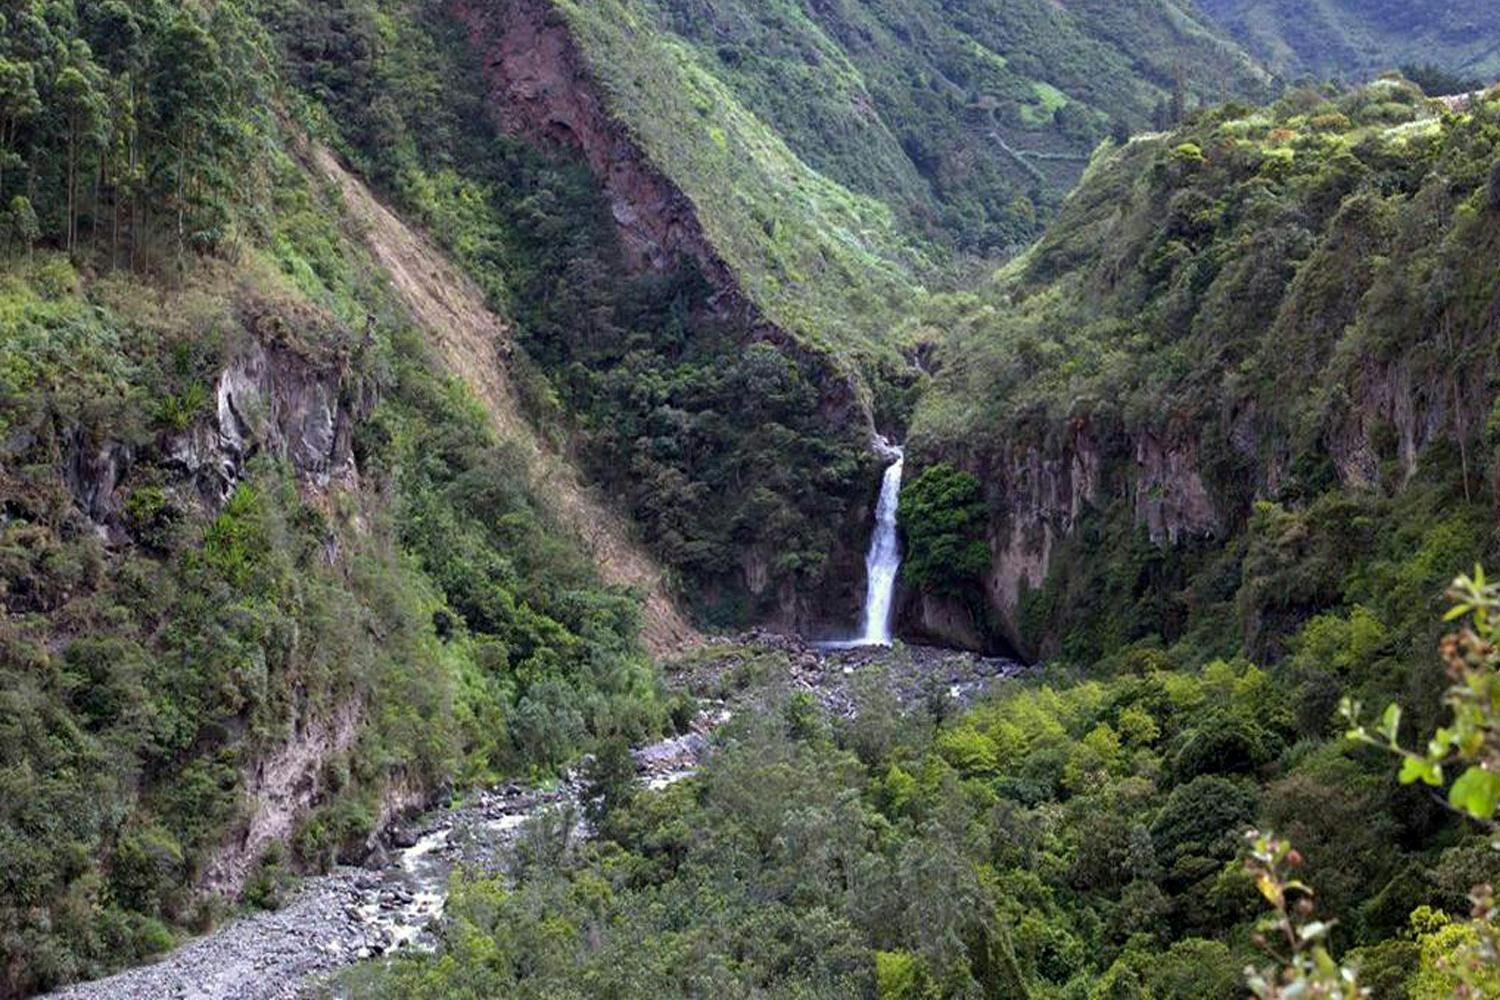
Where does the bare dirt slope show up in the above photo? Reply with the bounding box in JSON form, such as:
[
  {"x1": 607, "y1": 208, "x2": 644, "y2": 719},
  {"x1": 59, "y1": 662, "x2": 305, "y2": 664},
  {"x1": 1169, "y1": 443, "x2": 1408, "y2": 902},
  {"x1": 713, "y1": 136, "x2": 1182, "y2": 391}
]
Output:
[{"x1": 312, "y1": 146, "x2": 697, "y2": 654}]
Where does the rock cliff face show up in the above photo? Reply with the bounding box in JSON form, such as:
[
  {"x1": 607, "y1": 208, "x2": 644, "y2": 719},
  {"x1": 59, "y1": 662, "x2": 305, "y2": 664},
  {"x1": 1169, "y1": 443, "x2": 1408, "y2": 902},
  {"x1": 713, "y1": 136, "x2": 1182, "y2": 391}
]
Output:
[
  {"x1": 909, "y1": 414, "x2": 1226, "y2": 657},
  {"x1": 749, "y1": 485, "x2": 879, "y2": 638},
  {"x1": 1329, "y1": 354, "x2": 1466, "y2": 490},
  {"x1": 67, "y1": 322, "x2": 361, "y2": 546},
  {"x1": 913, "y1": 345, "x2": 1485, "y2": 658},
  {"x1": 57, "y1": 303, "x2": 379, "y2": 899},
  {"x1": 201, "y1": 699, "x2": 363, "y2": 895},
  {"x1": 455, "y1": 0, "x2": 749, "y2": 319},
  {"x1": 171, "y1": 338, "x2": 359, "y2": 506}
]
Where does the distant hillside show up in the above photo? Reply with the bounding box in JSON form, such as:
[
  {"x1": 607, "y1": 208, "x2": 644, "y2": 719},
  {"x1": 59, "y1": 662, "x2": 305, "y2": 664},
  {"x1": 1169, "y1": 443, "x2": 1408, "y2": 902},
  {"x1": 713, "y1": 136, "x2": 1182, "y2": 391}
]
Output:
[
  {"x1": 558, "y1": 0, "x2": 1271, "y2": 262},
  {"x1": 1196, "y1": 0, "x2": 1500, "y2": 82}
]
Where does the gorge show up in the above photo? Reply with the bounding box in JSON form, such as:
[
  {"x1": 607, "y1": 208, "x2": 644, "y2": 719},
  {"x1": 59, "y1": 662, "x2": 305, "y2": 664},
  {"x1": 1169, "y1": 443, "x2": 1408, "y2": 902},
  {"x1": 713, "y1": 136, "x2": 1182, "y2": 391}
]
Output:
[{"x1": 6, "y1": 0, "x2": 1500, "y2": 996}]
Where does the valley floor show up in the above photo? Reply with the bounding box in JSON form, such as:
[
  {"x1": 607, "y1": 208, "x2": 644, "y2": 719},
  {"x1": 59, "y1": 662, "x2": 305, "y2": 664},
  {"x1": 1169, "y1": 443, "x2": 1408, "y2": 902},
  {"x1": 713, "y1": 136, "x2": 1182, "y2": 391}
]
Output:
[
  {"x1": 46, "y1": 640, "x2": 1022, "y2": 999},
  {"x1": 45, "y1": 746, "x2": 690, "y2": 1000}
]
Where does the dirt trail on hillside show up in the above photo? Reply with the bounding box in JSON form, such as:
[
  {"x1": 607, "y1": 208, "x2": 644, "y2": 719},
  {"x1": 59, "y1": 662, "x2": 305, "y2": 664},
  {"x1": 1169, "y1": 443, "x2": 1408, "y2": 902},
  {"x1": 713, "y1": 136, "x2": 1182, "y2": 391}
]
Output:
[{"x1": 312, "y1": 147, "x2": 697, "y2": 654}]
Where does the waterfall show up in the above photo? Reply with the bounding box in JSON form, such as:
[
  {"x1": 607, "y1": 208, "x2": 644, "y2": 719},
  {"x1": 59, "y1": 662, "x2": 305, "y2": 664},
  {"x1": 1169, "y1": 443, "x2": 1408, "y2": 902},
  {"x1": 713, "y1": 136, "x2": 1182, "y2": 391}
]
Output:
[{"x1": 855, "y1": 437, "x2": 905, "y2": 646}]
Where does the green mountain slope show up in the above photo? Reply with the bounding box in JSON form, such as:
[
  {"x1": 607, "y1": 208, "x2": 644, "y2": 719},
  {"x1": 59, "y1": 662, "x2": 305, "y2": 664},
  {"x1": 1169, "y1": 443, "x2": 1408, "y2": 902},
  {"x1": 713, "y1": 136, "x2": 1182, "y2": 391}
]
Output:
[
  {"x1": 11, "y1": 0, "x2": 1500, "y2": 995},
  {"x1": 0, "y1": 1, "x2": 679, "y2": 990},
  {"x1": 544, "y1": 0, "x2": 937, "y2": 358},
  {"x1": 1196, "y1": 0, "x2": 1500, "y2": 81},
  {"x1": 553, "y1": 0, "x2": 1272, "y2": 271}
]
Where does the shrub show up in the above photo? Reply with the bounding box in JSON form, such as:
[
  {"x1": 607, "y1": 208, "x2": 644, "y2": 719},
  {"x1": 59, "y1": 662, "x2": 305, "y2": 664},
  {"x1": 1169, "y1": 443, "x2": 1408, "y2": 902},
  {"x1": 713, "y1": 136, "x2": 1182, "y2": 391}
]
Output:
[
  {"x1": 897, "y1": 463, "x2": 989, "y2": 597},
  {"x1": 1151, "y1": 775, "x2": 1257, "y2": 874},
  {"x1": 875, "y1": 951, "x2": 930, "y2": 999},
  {"x1": 934, "y1": 726, "x2": 1000, "y2": 777},
  {"x1": 1169, "y1": 711, "x2": 1282, "y2": 782},
  {"x1": 107, "y1": 827, "x2": 184, "y2": 915}
]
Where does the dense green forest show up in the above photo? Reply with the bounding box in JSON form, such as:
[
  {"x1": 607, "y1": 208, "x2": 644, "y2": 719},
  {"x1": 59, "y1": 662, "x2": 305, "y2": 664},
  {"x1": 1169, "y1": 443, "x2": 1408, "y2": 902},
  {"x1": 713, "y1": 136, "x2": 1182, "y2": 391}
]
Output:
[
  {"x1": 355, "y1": 618, "x2": 1500, "y2": 998},
  {"x1": 4, "y1": 0, "x2": 1500, "y2": 996}
]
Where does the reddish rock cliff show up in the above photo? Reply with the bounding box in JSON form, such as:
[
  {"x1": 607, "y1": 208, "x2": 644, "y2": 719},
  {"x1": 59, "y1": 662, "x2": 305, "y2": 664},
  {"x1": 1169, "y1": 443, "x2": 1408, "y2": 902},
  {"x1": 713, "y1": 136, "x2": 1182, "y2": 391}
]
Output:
[{"x1": 453, "y1": 0, "x2": 752, "y2": 321}]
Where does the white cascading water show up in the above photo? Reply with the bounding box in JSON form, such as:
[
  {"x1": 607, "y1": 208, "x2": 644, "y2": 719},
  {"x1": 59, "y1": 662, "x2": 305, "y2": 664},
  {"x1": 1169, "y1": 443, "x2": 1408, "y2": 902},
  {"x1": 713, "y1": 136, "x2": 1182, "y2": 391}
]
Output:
[{"x1": 855, "y1": 437, "x2": 905, "y2": 646}]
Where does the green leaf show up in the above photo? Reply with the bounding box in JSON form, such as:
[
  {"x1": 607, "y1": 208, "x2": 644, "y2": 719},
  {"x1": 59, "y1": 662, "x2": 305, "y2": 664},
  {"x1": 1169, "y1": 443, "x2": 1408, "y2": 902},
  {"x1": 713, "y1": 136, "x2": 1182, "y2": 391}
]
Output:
[
  {"x1": 1378, "y1": 704, "x2": 1402, "y2": 742},
  {"x1": 1399, "y1": 755, "x2": 1442, "y2": 786},
  {"x1": 1447, "y1": 767, "x2": 1500, "y2": 820}
]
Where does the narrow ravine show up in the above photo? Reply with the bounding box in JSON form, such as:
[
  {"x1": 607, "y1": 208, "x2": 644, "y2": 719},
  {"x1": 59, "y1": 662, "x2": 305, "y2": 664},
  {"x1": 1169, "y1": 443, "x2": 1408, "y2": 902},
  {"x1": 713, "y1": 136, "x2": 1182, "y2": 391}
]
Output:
[
  {"x1": 46, "y1": 637, "x2": 1024, "y2": 1000},
  {"x1": 44, "y1": 436, "x2": 1009, "y2": 1000},
  {"x1": 39, "y1": 429, "x2": 978, "y2": 997}
]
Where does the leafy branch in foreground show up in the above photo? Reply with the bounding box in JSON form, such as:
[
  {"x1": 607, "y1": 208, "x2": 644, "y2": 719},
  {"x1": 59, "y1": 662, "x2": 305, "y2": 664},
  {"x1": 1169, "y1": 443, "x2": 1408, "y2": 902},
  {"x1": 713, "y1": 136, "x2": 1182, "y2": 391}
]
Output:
[
  {"x1": 1342, "y1": 567, "x2": 1500, "y2": 994},
  {"x1": 1242, "y1": 830, "x2": 1364, "y2": 999},
  {"x1": 1343, "y1": 567, "x2": 1500, "y2": 818}
]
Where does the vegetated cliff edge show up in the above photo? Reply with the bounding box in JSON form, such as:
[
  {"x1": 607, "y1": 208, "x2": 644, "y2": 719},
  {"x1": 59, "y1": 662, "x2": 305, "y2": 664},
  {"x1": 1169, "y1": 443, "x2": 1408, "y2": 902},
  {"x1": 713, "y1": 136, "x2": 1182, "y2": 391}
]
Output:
[
  {"x1": 0, "y1": 141, "x2": 669, "y2": 993},
  {"x1": 455, "y1": 0, "x2": 741, "y2": 309},
  {"x1": 905, "y1": 80, "x2": 1500, "y2": 662}
]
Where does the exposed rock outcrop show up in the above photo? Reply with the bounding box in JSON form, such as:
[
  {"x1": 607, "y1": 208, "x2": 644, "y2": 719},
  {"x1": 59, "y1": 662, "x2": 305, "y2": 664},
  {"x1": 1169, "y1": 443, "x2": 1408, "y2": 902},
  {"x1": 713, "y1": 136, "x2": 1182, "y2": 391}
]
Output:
[
  {"x1": 911, "y1": 413, "x2": 1225, "y2": 656},
  {"x1": 1132, "y1": 431, "x2": 1217, "y2": 544},
  {"x1": 905, "y1": 592, "x2": 988, "y2": 652},
  {"x1": 1328, "y1": 354, "x2": 1463, "y2": 490},
  {"x1": 63, "y1": 311, "x2": 362, "y2": 548},
  {"x1": 166, "y1": 337, "x2": 359, "y2": 507},
  {"x1": 924, "y1": 344, "x2": 1484, "y2": 657},
  {"x1": 202, "y1": 699, "x2": 364, "y2": 896},
  {"x1": 455, "y1": 0, "x2": 746, "y2": 310}
]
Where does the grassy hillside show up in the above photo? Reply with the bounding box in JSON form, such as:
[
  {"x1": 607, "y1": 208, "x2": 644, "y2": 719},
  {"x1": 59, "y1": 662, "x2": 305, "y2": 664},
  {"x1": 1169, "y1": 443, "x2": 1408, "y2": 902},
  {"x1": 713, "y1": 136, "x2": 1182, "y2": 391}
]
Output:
[
  {"x1": 569, "y1": 0, "x2": 1271, "y2": 259},
  {"x1": 540, "y1": 0, "x2": 1275, "y2": 358},
  {"x1": 550, "y1": 0, "x2": 937, "y2": 359},
  {"x1": 1196, "y1": 0, "x2": 1500, "y2": 81}
]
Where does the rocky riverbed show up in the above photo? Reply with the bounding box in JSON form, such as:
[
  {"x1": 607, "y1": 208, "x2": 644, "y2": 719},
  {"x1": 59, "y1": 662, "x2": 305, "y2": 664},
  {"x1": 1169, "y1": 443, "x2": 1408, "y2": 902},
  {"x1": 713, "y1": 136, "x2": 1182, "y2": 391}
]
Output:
[
  {"x1": 46, "y1": 636, "x2": 1024, "y2": 1000},
  {"x1": 670, "y1": 630, "x2": 1027, "y2": 717},
  {"x1": 48, "y1": 742, "x2": 706, "y2": 1000}
]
